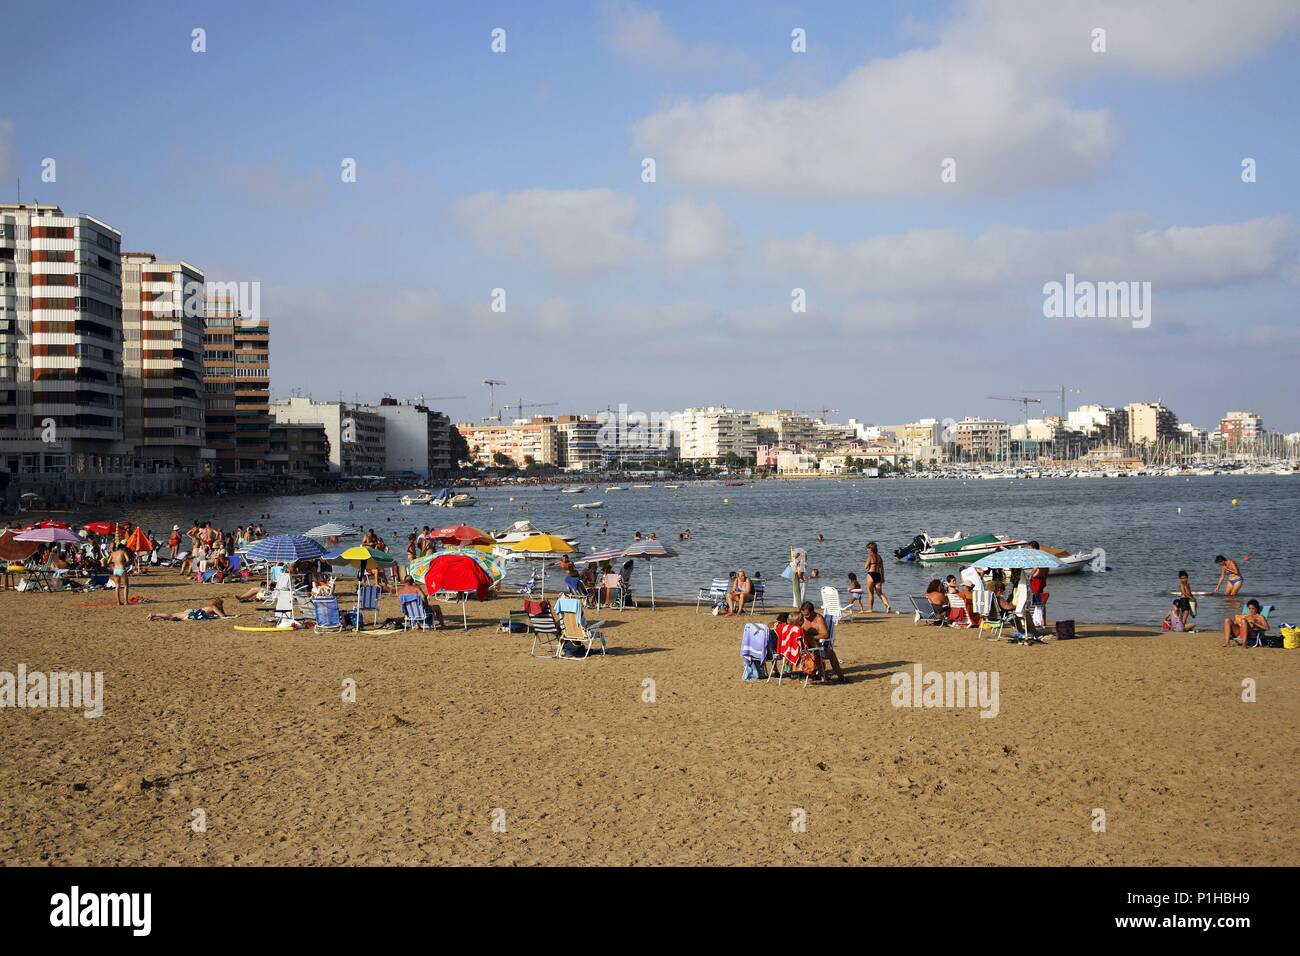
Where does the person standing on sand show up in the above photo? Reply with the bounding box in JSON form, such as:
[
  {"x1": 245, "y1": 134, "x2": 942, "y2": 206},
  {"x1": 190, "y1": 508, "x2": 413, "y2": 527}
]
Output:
[
  {"x1": 863, "y1": 541, "x2": 892, "y2": 613},
  {"x1": 1175, "y1": 570, "x2": 1197, "y2": 631},
  {"x1": 168, "y1": 525, "x2": 181, "y2": 559},
  {"x1": 1212, "y1": 555, "x2": 1247, "y2": 598},
  {"x1": 109, "y1": 542, "x2": 132, "y2": 605}
]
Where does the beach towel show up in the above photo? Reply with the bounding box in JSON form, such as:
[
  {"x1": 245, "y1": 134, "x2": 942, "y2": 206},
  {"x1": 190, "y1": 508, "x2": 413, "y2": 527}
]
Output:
[
  {"x1": 774, "y1": 623, "x2": 803, "y2": 664},
  {"x1": 740, "y1": 622, "x2": 770, "y2": 662}
]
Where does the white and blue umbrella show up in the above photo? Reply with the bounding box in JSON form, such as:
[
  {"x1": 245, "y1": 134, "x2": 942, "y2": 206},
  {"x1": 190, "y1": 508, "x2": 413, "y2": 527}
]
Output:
[
  {"x1": 972, "y1": 548, "x2": 1064, "y2": 570},
  {"x1": 621, "y1": 541, "x2": 678, "y2": 609},
  {"x1": 245, "y1": 534, "x2": 327, "y2": 563},
  {"x1": 304, "y1": 522, "x2": 358, "y2": 540}
]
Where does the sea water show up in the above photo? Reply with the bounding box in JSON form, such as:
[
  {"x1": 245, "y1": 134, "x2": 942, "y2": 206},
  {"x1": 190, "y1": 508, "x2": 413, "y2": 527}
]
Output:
[{"x1": 123, "y1": 475, "x2": 1298, "y2": 625}]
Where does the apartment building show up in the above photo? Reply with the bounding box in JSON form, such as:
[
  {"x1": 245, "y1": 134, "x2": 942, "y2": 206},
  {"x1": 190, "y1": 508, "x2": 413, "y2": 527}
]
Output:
[
  {"x1": 360, "y1": 397, "x2": 453, "y2": 480},
  {"x1": 457, "y1": 417, "x2": 560, "y2": 468},
  {"x1": 754, "y1": 409, "x2": 819, "y2": 450},
  {"x1": 669, "y1": 407, "x2": 757, "y2": 461},
  {"x1": 120, "y1": 253, "x2": 207, "y2": 474},
  {"x1": 1219, "y1": 411, "x2": 1264, "y2": 447},
  {"x1": 1067, "y1": 404, "x2": 1128, "y2": 444},
  {"x1": 0, "y1": 203, "x2": 131, "y2": 499},
  {"x1": 266, "y1": 422, "x2": 330, "y2": 475},
  {"x1": 556, "y1": 416, "x2": 602, "y2": 471},
  {"x1": 952, "y1": 418, "x2": 1011, "y2": 461},
  {"x1": 271, "y1": 396, "x2": 386, "y2": 475},
  {"x1": 203, "y1": 292, "x2": 270, "y2": 473},
  {"x1": 1125, "y1": 402, "x2": 1179, "y2": 445}
]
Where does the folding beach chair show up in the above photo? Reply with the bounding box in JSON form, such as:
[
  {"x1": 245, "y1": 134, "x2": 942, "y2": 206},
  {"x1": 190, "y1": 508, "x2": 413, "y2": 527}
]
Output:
[
  {"x1": 821, "y1": 586, "x2": 853, "y2": 624},
  {"x1": 513, "y1": 568, "x2": 542, "y2": 598},
  {"x1": 312, "y1": 595, "x2": 344, "y2": 634},
  {"x1": 970, "y1": 591, "x2": 1009, "y2": 641},
  {"x1": 400, "y1": 592, "x2": 432, "y2": 630},
  {"x1": 1241, "y1": 604, "x2": 1275, "y2": 647},
  {"x1": 529, "y1": 613, "x2": 562, "y2": 657},
  {"x1": 272, "y1": 588, "x2": 297, "y2": 627},
  {"x1": 803, "y1": 614, "x2": 837, "y2": 688},
  {"x1": 767, "y1": 623, "x2": 806, "y2": 686},
  {"x1": 356, "y1": 583, "x2": 381, "y2": 631},
  {"x1": 749, "y1": 578, "x2": 767, "y2": 613},
  {"x1": 948, "y1": 590, "x2": 974, "y2": 628},
  {"x1": 695, "y1": 577, "x2": 731, "y2": 613},
  {"x1": 556, "y1": 596, "x2": 606, "y2": 658},
  {"x1": 910, "y1": 595, "x2": 944, "y2": 626},
  {"x1": 740, "y1": 621, "x2": 770, "y2": 680}
]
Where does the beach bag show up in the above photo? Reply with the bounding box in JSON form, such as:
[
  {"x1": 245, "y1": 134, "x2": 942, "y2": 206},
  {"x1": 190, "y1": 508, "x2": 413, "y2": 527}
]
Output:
[
  {"x1": 797, "y1": 652, "x2": 817, "y2": 676},
  {"x1": 1281, "y1": 626, "x2": 1300, "y2": 650},
  {"x1": 1031, "y1": 606, "x2": 1045, "y2": 628},
  {"x1": 560, "y1": 639, "x2": 585, "y2": 658},
  {"x1": 1054, "y1": 620, "x2": 1076, "y2": 641}
]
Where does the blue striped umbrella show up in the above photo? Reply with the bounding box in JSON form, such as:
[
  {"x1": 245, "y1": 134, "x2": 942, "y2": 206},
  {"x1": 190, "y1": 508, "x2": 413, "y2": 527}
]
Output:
[
  {"x1": 971, "y1": 548, "x2": 1064, "y2": 570},
  {"x1": 304, "y1": 523, "x2": 358, "y2": 539},
  {"x1": 620, "y1": 541, "x2": 678, "y2": 609},
  {"x1": 572, "y1": 548, "x2": 625, "y2": 565},
  {"x1": 245, "y1": 534, "x2": 327, "y2": 563}
]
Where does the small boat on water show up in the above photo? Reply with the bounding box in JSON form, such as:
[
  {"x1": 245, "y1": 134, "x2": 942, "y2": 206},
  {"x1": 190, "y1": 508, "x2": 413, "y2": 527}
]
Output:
[
  {"x1": 664, "y1": 484, "x2": 680, "y2": 489},
  {"x1": 604, "y1": 486, "x2": 625, "y2": 492},
  {"x1": 491, "y1": 520, "x2": 579, "y2": 559},
  {"x1": 894, "y1": 531, "x2": 964, "y2": 561},
  {"x1": 632, "y1": 484, "x2": 653, "y2": 489},
  {"x1": 560, "y1": 487, "x2": 586, "y2": 494},
  {"x1": 1040, "y1": 545, "x2": 1107, "y2": 575},
  {"x1": 917, "y1": 533, "x2": 1029, "y2": 565},
  {"x1": 400, "y1": 492, "x2": 436, "y2": 506},
  {"x1": 573, "y1": 500, "x2": 603, "y2": 510}
]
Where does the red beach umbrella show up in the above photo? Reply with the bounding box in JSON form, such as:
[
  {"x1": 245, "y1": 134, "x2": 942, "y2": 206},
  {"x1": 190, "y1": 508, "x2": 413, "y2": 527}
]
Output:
[
  {"x1": 124, "y1": 527, "x2": 153, "y2": 552},
  {"x1": 23, "y1": 519, "x2": 72, "y2": 530},
  {"x1": 423, "y1": 554, "x2": 491, "y2": 601},
  {"x1": 83, "y1": 521, "x2": 117, "y2": 535},
  {"x1": 430, "y1": 523, "x2": 494, "y2": 546},
  {"x1": 0, "y1": 529, "x2": 40, "y2": 563}
]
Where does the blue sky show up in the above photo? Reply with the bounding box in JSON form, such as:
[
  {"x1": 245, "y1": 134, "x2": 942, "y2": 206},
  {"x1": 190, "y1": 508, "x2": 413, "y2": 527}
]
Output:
[{"x1": 5, "y1": 0, "x2": 1299, "y2": 430}]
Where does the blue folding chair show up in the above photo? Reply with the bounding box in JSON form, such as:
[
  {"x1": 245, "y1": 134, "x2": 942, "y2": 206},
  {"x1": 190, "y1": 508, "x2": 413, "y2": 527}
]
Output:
[
  {"x1": 400, "y1": 592, "x2": 431, "y2": 630},
  {"x1": 312, "y1": 595, "x2": 343, "y2": 633},
  {"x1": 356, "y1": 583, "x2": 381, "y2": 631}
]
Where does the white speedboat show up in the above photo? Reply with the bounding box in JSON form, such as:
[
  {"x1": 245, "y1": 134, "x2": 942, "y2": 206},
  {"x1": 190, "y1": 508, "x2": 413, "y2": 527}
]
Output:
[
  {"x1": 491, "y1": 520, "x2": 578, "y2": 559},
  {"x1": 560, "y1": 487, "x2": 586, "y2": 494},
  {"x1": 604, "y1": 486, "x2": 625, "y2": 492},
  {"x1": 572, "y1": 500, "x2": 603, "y2": 510},
  {"x1": 632, "y1": 484, "x2": 653, "y2": 489},
  {"x1": 1043, "y1": 546, "x2": 1107, "y2": 575},
  {"x1": 917, "y1": 533, "x2": 1029, "y2": 565},
  {"x1": 400, "y1": 492, "x2": 435, "y2": 506}
]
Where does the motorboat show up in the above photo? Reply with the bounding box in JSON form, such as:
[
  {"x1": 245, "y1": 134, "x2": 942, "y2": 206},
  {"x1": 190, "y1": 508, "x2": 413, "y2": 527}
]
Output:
[
  {"x1": 894, "y1": 531, "x2": 964, "y2": 561},
  {"x1": 604, "y1": 486, "x2": 625, "y2": 492},
  {"x1": 632, "y1": 484, "x2": 653, "y2": 489},
  {"x1": 917, "y1": 533, "x2": 1029, "y2": 565},
  {"x1": 572, "y1": 500, "x2": 603, "y2": 510},
  {"x1": 491, "y1": 520, "x2": 578, "y2": 559},
  {"x1": 400, "y1": 492, "x2": 435, "y2": 506},
  {"x1": 1040, "y1": 545, "x2": 1107, "y2": 575},
  {"x1": 560, "y1": 487, "x2": 586, "y2": 494}
]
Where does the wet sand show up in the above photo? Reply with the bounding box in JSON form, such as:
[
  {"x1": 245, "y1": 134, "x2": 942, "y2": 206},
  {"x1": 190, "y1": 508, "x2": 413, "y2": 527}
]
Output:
[{"x1": 1, "y1": 573, "x2": 1296, "y2": 865}]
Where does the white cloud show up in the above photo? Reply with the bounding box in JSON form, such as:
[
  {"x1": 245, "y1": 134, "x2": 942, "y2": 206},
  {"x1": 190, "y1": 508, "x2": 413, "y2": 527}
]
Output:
[
  {"x1": 457, "y1": 188, "x2": 734, "y2": 276},
  {"x1": 457, "y1": 188, "x2": 643, "y2": 277},
  {"x1": 658, "y1": 196, "x2": 733, "y2": 268},
  {"x1": 603, "y1": 1, "x2": 749, "y2": 72},
  {"x1": 631, "y1": 0, "x2": 1300, "y2": 197},
  {"x1": 759, "y1": 215, "x2": 1297, "y2": 297}
]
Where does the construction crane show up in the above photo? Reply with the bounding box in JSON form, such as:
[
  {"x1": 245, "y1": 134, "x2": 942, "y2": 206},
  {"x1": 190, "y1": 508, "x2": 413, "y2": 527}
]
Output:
[
  {"x1": 987, "y1": 395, "x2": 1042, "y2": 429},
  {"x1": 500, "y1": 398, "x2": 558, "y2": 421},
  {"x1": 1028, "y1": 386, "x2": 1082, "y2": 420},
  {"x1": 482, "y1": 379, "x2": 507, "y2": 422},
  {"x1": 796, "y1": 407, "x2": 839, "y2": 422}
]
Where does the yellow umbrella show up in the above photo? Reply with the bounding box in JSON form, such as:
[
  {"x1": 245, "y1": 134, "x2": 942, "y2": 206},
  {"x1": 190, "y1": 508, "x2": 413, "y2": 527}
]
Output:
[
  {"x1": 509, "y1": 534, "x2": 575, "y2": 555},
  {"x1": 509, "y1": 534, "x2": 575, "y2": 597}
]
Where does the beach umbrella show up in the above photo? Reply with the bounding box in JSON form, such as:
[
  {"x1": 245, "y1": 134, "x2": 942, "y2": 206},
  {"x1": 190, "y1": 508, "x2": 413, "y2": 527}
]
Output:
[
  {"x1": 621, "y1": 540, "x2": 678, "y2": 609},
  {"x1": 438, "y1": 545, "x2": 504, "y2": 586},
  {"x1": 572, "y1": 548, "x2": 624, "y2": 565},
  {"x1": 423, "y1": 554, "x2": 492, "y2": 630},
  {"x1": 510, "y1": 534, "x2": 576, "y2": 597},
  {"x1": 430, "y1": 523, "x2": 493, "y2": 546},
  {"x1": 245, "y1": 533, "x2": 327, "y2": 564},
  {"x1": 0, "y1": 529, "x2": 40, "y2": 563},
  {"x1": 123, "y1": 527, "x2": 153, "y2": 553},
  {"x1": 971, "y1": 548, "x2": 1064, "y2": 570},
  {"x1": 324, "y1": 545, "x2": 397, "y2": 631},
  {"x1": 82, "y1": 521, "x2": 117, "y2": 536},
  {"x1": 22, "y1": 519, "x2": 72, "y2": 531},
  {"x1": 14, "y1": 526, "x2": 81, "y2": 545},
  {"x1": 304, "y1": 522, "x2": 358, "y2": 540}
]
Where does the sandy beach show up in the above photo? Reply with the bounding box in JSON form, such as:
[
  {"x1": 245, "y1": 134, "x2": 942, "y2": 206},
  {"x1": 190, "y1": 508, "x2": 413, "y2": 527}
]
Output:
[{"x1": 1, "y1": 573, "x2": 1296, "y2": 867}]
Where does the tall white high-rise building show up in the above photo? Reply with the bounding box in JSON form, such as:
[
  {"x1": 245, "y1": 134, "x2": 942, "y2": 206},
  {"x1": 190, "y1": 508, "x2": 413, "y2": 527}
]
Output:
[
  {"x1": 669, "y1": 407, "x2": 757, "y2": 461},
  {"x1": 0, "y1": 203, "x2": 130, "y2": 498}
]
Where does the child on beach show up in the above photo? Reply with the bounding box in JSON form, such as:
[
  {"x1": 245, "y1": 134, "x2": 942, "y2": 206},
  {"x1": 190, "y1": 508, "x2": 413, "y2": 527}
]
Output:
[
  {"x1": 1162, "y1": 600, "x2": 1186, "y2": 633},
  {"x1": 847, "y1": 573, "x2": 866, "y2": 612},
  {"x1": 1175, "y1": 570, "x2": 1197, "y2": 631}
]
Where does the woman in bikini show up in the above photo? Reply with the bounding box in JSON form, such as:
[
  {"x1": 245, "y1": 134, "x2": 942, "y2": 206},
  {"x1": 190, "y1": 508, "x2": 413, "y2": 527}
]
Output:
[
  {"x1": 1213, "y1": 555, "x2": 1246, "y2": 598},
  {"x1": 863, "y1": 541, "x2": 892, "y2": 613}
]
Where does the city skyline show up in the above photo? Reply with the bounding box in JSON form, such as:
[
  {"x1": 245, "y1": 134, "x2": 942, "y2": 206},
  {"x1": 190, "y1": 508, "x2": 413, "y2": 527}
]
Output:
[{"x1": 4, "y1": 0, "x2": 1299, "y2": 433}]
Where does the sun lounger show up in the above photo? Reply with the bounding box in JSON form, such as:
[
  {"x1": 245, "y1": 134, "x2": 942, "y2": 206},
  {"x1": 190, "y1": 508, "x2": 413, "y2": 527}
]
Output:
[
  {"x1": 695, "y1": 578, "x2": 731, "y2": 613},
  {"x1": 821, "y1": 586, "x2": 852, "y2": 623},
  {"x1": 910, "y1": 595, "x2": 944, "y2": 626},
  {"x1": 312, "y1": 595, "x2": 343, "y2": 634},
  {"x1": 556, "y1": 596, "x2": 606, "y2": 658},
  {"x1": 400, "y1": 592, "x2": 432, "y2": 630},
  {"x1": 528, "y1": 613, "x2": 561, "y2": 657}
]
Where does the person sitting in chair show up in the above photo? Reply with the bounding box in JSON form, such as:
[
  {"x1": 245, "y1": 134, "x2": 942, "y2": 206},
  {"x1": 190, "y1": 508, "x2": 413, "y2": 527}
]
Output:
[
  {"x1": 799, "y1": 601, "x2": 846, "y2": 683},
  {"x1": 397, "y1": 575, "x2": 444, "y2": 628},
  {"x1": 726, "y1": 569, "x2": 753, "y2": 616},
  {"x1": 1222, "y1": 599, "x2": 1266, "y2": 648}
]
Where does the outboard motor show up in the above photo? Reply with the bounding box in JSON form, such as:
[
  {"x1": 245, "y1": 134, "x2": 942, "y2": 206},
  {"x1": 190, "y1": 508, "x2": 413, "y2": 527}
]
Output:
[{"x1": 894, "y1": 534, "x2": 928, "y2": 562}]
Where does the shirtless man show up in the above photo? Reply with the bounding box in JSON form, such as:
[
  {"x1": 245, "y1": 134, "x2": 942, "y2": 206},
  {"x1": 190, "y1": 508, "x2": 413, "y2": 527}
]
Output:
[
  {"x1": 1222, "y1": 599, "x2": 1267, "y2": 648},
  {"x1": 396, "y1": 576, "x2": 444, "y2": 627},
  {"x1": 1213, "y1": 555, "x2": 1247, "y2": 598},
  {"x1": 150, "y1": 597, "x2": 234, "y2": 622},
  {"x1": 800, "y1": 601, "x2": 846, "y2": 683}
]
